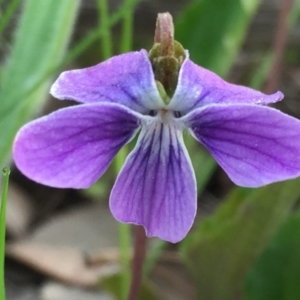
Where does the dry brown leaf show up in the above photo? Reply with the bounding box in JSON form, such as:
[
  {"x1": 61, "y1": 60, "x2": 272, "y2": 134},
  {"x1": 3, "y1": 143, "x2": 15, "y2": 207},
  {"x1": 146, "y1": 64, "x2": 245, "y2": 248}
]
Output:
[{"x1": 6, "y1": 242, "x2": 119, "y2": 287}]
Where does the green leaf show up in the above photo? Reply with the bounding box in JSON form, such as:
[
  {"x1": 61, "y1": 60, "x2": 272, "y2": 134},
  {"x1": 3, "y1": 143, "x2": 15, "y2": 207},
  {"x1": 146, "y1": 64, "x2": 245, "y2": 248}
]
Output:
[
  {"x1": 245, "y1": 208, "x2": 300, "y2": 300},
  {"x1": 175, "y1": 0, "x2": 260, "y2": 77},
  {"x1": 180, "y1": 178, "x2": 300, "y2": 300},
  {"x1": 0, "y1": 0, "x2": 80, "y2": 166}
]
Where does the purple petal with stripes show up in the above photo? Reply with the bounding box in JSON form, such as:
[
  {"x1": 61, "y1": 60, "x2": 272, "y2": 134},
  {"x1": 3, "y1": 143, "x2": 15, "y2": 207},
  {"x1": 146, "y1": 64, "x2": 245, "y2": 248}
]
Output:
[
  {"x1": 13, "y1": 103, "x2": 141, "y2": 188},
  {"x1": 169, "y1": 58, "x2": 283, "y2": 113},
  {"x1": 185, "y1": 104, "x2": 300, "y2": 187},
  {"x1": 110, "y1": 115, "x2": 196, "y2": 243},
  {"x1": 50, "y1": 50, "x2": 164, "y2": 113}
]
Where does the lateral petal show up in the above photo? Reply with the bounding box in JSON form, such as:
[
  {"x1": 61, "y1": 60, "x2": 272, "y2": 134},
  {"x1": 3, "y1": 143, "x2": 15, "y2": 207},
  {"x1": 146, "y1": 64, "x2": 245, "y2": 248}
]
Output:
[
  {"x1": 185, "y1": 104, "x2": 300, "y2": 187},
  {"x1": 13, "y1": 103, "x2": 141, "y2": 188},
  {"x1": 110, "y1": 117, "x2": 196, "y2": 243},
  {"x1": 50, "y1": 50, "x2": 164, "y2": 113},
  {"x1": 169, "y1": 58, "x2": 283, "y2": 113}
]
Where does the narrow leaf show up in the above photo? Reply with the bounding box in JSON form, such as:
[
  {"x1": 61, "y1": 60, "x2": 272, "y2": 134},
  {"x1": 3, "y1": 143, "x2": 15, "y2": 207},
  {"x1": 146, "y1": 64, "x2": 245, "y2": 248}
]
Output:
[
  {"x1": 0, "y1": 167, "x2": 11, "y2": 300},
  {"x1": 0, "y1": 0, "x2": 80, "y2": 166}
]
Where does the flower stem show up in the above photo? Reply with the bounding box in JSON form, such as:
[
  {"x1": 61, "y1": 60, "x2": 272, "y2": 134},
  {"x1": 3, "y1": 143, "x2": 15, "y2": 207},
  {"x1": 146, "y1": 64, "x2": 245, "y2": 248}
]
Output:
[
  {"x1": 120, "y1": 0, "x2": 135, "y2": 53},
  {"x1": 127, "y1": 226, "x2": 147, "y2": 300}
]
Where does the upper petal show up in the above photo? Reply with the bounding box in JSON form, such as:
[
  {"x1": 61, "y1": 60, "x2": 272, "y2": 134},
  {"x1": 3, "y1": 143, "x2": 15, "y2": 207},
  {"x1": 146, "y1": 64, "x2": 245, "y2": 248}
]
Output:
[
  {"x1": 109, "y1": 115, "x2": 197, "y2": 243},
  {"x1": 13, "y1": 103, "x2": 141, "y2": 188},
  {"x1": 50, "y1": 50, "x2": 164, "y2": 113},
  {"x1": 169, "y1": 58, "x2": 283, "y2": 114},
  {"x1": 184, "y1": 104, "x2": 300, "y2": 187}
]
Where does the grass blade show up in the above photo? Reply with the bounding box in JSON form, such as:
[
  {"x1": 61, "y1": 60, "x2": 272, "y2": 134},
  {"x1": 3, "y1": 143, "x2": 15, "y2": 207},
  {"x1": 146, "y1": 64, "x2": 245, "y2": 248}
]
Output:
[{"x1": 0, "y1": 167, "x2": 11, "y2": 300}]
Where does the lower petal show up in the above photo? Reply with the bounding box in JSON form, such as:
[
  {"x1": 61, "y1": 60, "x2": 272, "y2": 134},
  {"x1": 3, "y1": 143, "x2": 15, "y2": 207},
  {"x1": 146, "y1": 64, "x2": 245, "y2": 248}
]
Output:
[
  {"x1": 13, "y1": 103, "x2": 141, "y2": 188},
  {"x1": 110, "y1": 118, "x2": 196, "y2": 243},
  {"x1": 185, "y1": 104, "x2": 300, "y2": 187}
]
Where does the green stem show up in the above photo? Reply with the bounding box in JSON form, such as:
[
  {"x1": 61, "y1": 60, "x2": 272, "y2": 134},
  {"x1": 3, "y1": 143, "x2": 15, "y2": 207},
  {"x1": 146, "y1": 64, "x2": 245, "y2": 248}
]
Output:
[
  {"x1": 120, "y1": 0, "x2": 135, "y2": 53},
  {"x1": 97, "y1": 0, "x2": 112, "y2": 60},
  {"x1": 0, "y1": 167, "x2": 10, "y2": 300},
  {"x1": 115, "y1": 1, "x2": 136, "y2": 298},
  {"x1": 119, "y1": 223, "x2": 131, "y2": 299},
  {"x1": 115, "y1": 148, "x2": 131, "y2": 300}
]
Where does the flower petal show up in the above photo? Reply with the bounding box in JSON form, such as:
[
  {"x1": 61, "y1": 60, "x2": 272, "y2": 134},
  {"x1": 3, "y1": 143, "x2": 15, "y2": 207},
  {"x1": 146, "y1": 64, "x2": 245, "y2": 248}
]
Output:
[
  {"x1": 110, "y1": 116, "x2": 196, "y2": 243},
  {"x1": 185, "y1": 104, "x2": 300, "y2": 187},
  {"x1": 13, "y1": 103, "x2": 141, "y2": 188},
  {"x1": 169, "y1": 58, "x2": 283, "y2": 113},
  {"x1": 50, "y1": 50, "x2": 164, "y2": 113}
]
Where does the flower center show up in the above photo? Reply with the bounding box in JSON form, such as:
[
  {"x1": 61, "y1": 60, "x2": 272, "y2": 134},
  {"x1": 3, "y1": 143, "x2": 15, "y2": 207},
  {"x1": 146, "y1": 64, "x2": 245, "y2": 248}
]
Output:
[{"x1": 148, "y1": 109, "x2": 182, "y2": 121}]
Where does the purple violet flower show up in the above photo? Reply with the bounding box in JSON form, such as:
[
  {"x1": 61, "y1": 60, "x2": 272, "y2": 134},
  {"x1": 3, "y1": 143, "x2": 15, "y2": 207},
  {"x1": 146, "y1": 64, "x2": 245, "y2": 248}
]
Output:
[{"x1": 12, "y1": 14, "x2": 300, "y2": 243}]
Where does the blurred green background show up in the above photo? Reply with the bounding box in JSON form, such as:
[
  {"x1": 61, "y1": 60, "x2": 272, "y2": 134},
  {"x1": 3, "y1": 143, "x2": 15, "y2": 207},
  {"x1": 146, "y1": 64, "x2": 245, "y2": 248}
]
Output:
[{"x1": 0, "y1": 0, "x2": 300, "y2": 299}]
